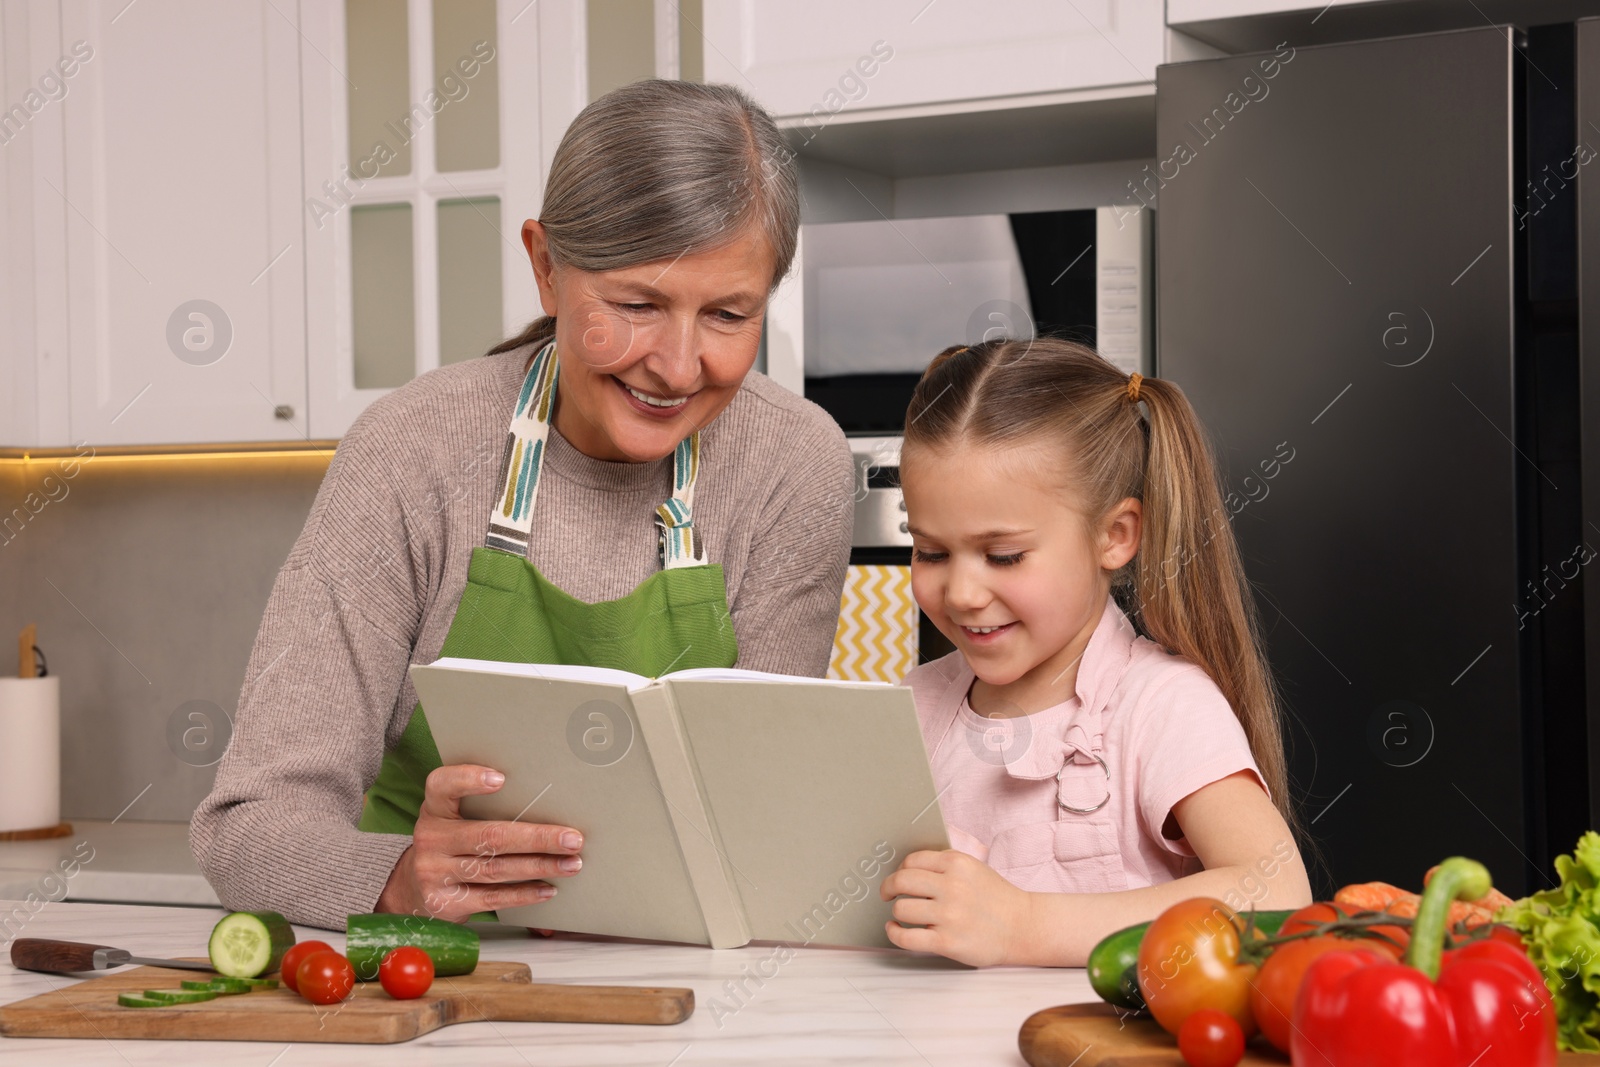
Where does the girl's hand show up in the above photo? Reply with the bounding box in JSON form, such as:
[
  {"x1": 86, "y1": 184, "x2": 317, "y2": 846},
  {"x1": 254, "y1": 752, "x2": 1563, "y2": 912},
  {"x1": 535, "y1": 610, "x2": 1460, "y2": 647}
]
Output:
[
  {"x1": 879, "y1": 849, "x2": 1033, "y2": 967},
  {"x1": 375, "y1": 764, "x2": 584, "y2": 921}
]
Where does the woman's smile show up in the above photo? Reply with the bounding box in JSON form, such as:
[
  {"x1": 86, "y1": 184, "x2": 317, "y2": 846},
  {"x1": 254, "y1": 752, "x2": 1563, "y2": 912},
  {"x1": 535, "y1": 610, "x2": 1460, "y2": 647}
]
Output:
[{"x1": 612, "y1": 375, "x2": 695, "y2": 418}]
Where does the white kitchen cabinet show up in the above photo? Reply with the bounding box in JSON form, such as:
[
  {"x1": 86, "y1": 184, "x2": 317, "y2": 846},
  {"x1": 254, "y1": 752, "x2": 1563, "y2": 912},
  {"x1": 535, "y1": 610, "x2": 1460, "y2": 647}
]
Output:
[
  {"x1": 53, "y1": 0, "x2": 310, "y2": 446},
  {"x1": 700, "y1": 0, "x2": 1164, "y2": 120},
  {"x1": 298, "y1": 0, "x2": 573, "y2": 439},
  {"x1": 3, "y1": 0, "x2": 307, "y2": 449},
  {"x1": 2, "y1": 0, "x2": 578, "y2": 449}
]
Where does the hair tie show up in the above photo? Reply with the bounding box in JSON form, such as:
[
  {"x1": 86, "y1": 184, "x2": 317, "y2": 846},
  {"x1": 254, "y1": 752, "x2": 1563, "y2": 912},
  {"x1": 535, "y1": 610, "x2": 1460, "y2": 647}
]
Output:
[{"x1": 1126, "y1": 372, "x2": 1144, "y2": 404}]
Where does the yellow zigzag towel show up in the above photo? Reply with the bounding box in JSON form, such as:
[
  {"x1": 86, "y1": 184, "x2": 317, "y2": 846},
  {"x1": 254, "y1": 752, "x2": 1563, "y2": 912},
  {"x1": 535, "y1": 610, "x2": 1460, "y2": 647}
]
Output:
[{"x1": 829, "y1": 564, "x2": 918, "y2": 684}]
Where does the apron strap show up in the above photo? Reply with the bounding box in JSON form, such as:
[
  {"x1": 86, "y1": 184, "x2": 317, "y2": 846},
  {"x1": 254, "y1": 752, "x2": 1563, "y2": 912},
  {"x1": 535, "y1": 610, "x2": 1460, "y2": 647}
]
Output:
[
  {"x1": 656, "y1": 434, "x2": 704, "y2": 568},
  {"x1": 486, "y1": 341, "x2": 707, "y2": 569}
]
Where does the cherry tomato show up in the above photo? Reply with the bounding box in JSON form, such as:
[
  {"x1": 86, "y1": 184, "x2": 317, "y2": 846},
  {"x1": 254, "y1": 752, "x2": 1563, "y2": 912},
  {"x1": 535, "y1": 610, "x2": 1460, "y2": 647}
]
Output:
[
  {"x1": 1136, "y1": 897, "x2": 1260, "y2": 1037},
  {"x1": 1281, "y1": 900, "x2": 1409, "y2": 953},
  {"x1": 277, "y1": 940, "x2": 333, "y2": 994},
  {"x1": 296, "y1": 949, "x2": 356, "y2": 1005},
  {"x1": 378, "y1": 946, "x2": 435, "y2": 1000},
  {"x1": 1250, "y1": 934, "x2": 1399, "y2": 1053},
  {"x1": 1177, "y1": 1008, "x2": 1245, "y2": 1067}
]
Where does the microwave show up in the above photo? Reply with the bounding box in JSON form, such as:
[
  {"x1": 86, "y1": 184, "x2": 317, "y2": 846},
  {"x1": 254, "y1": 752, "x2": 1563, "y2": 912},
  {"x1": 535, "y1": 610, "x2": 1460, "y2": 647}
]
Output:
[{"x1": 801, "y1": 206, "x2": 1153, "y2": 435}]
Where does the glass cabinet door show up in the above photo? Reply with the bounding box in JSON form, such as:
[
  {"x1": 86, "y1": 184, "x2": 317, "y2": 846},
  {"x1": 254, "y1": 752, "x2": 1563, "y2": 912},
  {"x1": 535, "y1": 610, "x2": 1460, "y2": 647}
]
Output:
[{"x1": 303, "y1": 0, "x2": 554, "y2": 437}]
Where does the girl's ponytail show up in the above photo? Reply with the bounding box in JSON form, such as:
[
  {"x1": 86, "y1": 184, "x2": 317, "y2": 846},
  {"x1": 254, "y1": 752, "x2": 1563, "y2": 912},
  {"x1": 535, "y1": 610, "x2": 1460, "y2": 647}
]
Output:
[{"x1": 1133, "y1": 376, "x2": 1291, "y2": 821}]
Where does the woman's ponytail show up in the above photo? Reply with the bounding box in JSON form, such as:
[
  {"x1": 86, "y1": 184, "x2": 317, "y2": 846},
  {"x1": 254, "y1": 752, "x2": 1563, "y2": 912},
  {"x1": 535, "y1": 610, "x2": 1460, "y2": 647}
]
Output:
[{"x1": 488, "y1": 316, "x2": 558, "y2": 368}]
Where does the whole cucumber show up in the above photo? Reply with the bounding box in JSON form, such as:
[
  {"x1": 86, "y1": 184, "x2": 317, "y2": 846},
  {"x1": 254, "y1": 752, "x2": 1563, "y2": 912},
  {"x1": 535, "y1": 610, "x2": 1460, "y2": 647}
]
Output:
[
  {"x1": 1088, "y1": 922, "x2": 1147, "y2": 1009},
  {"x1": 346, "y1": 913, "x2": 480, "y2": 981},
  {"x1": 1086, "y1": 908, "x2": 1294, "y2": 1010}
]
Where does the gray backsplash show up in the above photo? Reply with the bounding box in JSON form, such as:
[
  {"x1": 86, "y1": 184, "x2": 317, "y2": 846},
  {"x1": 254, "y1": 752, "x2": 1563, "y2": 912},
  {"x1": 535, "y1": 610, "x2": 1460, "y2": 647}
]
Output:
[{"x1": 0, "y1": 453, "x2": 329, "y2": 825}]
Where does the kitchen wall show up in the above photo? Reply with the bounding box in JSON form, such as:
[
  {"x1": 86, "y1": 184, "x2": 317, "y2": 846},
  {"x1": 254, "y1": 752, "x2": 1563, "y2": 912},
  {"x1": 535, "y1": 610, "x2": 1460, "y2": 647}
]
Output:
[{"x1": 0, "y1": 453, "x2": 330, "y2": 824}]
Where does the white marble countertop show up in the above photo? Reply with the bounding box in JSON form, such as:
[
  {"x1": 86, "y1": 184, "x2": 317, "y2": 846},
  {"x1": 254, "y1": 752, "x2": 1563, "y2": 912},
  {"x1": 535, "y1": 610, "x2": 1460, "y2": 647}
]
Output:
[
  {"x1": 0, "y1": 900, "x2": 1093, "y2": 1065},
  {"x1": 0, "y1": 821, "x2": 218, "y2": 908}
]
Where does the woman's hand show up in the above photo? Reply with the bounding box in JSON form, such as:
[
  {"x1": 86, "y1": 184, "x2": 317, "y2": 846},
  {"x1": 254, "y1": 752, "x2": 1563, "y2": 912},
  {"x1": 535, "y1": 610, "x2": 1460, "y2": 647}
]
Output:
[
  {"x1": 375, "y1": 764, "x2": 584, "y2": 922},
  {"x1": 879, "y1": 849, "x2": 1034, "y2": 967}
]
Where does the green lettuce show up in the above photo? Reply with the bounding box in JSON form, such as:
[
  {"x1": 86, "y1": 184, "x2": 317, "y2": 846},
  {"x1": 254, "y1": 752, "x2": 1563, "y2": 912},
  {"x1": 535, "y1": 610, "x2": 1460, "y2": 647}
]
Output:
[{"x1": 1500, "y1": 830, "x2": 1600, "y2": 1051}]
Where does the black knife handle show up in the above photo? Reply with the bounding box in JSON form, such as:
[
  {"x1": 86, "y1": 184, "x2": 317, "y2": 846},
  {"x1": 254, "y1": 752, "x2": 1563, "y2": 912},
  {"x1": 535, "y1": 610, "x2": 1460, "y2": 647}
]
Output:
[{"x1": 10, "y1": 938, "x2": 122, "y2": 973}]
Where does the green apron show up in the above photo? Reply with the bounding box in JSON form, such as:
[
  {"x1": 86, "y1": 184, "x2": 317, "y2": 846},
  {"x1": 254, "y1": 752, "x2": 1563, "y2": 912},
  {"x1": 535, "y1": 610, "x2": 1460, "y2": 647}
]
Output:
[{"x1": 360, "y1": 340, "x2": 739, "y2": 837}]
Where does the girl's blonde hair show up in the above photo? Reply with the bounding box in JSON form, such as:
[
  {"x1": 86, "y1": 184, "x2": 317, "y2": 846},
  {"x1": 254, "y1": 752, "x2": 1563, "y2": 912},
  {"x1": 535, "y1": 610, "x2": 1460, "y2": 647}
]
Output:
[{"x1": 903, "y1": 337, "x2": 1295, "y2": 827}]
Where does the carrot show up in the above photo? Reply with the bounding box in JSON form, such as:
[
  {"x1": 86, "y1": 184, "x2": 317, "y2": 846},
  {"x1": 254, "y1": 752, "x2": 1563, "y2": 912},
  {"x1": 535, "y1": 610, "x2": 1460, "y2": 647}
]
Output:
[
  {"x1": 1335, "y1": 882, "x2": 1418, "y2": 917},
  {"x1": 1334, "y1": 871, "x2": 1512, "y2": 932}
]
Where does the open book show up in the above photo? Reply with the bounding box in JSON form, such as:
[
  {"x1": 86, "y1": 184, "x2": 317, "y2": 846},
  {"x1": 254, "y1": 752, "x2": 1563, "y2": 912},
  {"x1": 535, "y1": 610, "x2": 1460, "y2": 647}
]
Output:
[{"x1": 410, "y1": 659, "x2": 951, "y2": 949}]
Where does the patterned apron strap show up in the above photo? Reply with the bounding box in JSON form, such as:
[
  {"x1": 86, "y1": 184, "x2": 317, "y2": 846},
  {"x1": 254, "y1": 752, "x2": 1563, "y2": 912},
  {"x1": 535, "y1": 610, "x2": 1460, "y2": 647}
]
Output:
[
  {"x1": 485, "y1": 341, "x2": 559, "y2": 555},
  {"x1": 485, "y1": 341, "x2": 708, "y2": 570},
  {"x1": 656, "y1": 432, "x2": 705, "y2": 569}
]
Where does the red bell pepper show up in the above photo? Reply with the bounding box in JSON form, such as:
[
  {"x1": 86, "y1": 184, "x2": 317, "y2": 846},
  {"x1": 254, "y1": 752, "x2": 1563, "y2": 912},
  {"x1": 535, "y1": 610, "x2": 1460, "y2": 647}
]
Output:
[{"x1": 1290, "y1": 857, "x2": 1556, "y2": 1067}]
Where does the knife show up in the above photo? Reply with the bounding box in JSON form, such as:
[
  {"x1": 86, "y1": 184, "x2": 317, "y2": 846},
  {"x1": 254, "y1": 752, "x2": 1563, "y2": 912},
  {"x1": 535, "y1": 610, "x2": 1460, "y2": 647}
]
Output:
[{"x1": 10, "y1": 938, "x2": 217, "y2": 975}]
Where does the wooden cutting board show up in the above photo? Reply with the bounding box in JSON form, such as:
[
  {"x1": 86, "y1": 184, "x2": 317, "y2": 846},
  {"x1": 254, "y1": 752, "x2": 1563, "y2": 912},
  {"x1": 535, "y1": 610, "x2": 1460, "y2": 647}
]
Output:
[
  {"x1": 1019, "y1": 1003, "x2": 1593, "y2": 1066},
  {"x1": 0, "y1": 960, "x2": 693, "y2": 1043}
]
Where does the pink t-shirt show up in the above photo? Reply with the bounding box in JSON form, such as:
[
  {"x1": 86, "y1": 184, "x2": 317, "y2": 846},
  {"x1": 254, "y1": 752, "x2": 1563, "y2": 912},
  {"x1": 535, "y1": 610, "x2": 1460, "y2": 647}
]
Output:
[{"x1": 903, "y1": 598, "x2": 1266, "y2": 894}]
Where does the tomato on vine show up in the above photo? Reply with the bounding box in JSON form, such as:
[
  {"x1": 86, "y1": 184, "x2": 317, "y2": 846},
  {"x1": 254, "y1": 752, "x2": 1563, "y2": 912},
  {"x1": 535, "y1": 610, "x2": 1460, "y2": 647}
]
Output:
[
  {"x1": 1136, "y1": 897, "x2": 1263, "y2": 1037},
  {"x1": 1250, "y1": 933, "x2": 1399, "y2": 1052}
]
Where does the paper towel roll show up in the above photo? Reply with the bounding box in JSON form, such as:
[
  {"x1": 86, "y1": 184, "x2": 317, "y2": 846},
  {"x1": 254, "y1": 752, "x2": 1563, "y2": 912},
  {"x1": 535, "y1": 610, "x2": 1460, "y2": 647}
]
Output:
[{"x1": 0, "y1": 677, "x2": 61, "y2": 833}]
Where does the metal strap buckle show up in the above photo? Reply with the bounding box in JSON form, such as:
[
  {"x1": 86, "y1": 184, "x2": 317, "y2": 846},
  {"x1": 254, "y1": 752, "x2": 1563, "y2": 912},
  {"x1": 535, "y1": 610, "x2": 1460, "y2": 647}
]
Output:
[{"x1": 1057, "y1": 752, "x2": 1110, "y2": 814}]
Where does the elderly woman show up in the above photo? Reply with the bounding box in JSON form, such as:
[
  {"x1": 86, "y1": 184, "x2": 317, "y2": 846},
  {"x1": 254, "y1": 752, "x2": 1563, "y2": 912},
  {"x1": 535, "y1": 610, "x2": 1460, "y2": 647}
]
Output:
[{"x1": 192, "y1": 80, "x2": 854, "y2": 929}]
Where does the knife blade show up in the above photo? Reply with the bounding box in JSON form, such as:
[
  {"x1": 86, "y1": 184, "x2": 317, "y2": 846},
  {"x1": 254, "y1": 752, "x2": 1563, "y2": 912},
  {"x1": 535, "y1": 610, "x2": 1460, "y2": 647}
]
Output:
[{"x1": 10, "y1": 938, "x2": 217, "y2": 975}]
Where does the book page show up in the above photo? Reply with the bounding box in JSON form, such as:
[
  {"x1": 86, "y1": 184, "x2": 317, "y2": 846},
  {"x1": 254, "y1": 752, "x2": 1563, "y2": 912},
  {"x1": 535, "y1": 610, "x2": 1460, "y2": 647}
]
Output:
[
  {"x1": 666, "y1": 666, "x2": 892, "y2": 687},
  {"x1": 430, "y1": 657, "x2": 653, "y2": 692},
  {"x1": 666, "y1": 679, "x2": 950, "y2": 950},
  {"x1": 410, "y1": 663, "x2": 712, "y2": 946}
]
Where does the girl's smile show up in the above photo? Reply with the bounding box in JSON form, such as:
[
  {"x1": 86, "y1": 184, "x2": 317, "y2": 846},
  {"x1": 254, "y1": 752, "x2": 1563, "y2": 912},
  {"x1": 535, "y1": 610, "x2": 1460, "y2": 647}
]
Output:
[
  {"x1": 900, "y1": 440, "x2": 1141, "y2": 717},
  {"x1": 957, "y1": 621, "x2": 1017, "y2": 644}
]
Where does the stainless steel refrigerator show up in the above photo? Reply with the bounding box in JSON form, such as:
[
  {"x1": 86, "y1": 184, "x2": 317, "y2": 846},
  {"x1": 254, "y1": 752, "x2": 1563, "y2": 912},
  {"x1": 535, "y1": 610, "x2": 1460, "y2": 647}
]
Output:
[{"x1": 1154, "y1": 20, "x2": 1599, "y2": 897}]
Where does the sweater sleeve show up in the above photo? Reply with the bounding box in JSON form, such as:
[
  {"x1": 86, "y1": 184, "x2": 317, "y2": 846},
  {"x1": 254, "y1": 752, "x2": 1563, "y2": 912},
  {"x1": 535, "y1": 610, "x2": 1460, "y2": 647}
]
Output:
[
  {"x1": 189, "y1": 411, "x2": 440, "y2": 930},
  {"x1": 726, "y1": 419, "x2": 855, "y2": 678}
]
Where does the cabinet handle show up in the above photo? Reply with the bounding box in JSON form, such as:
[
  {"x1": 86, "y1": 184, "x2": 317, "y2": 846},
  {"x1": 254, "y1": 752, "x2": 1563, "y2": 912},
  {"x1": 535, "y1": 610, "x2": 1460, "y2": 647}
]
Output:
[{"x1": 273, "y1": 405, "x2": 295, "y2": 421}]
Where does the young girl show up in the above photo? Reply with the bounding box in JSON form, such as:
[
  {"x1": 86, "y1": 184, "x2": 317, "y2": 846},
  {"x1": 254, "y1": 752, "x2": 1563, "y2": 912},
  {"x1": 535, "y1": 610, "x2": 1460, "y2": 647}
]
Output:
[{"x1": 880, "y1": 338, "x2": 1312, "y2": 968}]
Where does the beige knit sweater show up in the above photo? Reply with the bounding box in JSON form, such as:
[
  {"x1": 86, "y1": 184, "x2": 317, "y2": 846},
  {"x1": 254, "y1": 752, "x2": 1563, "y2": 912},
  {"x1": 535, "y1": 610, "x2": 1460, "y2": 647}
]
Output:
[{"x1": 191, "y1": 348, "x2": 856, "y2": 929}]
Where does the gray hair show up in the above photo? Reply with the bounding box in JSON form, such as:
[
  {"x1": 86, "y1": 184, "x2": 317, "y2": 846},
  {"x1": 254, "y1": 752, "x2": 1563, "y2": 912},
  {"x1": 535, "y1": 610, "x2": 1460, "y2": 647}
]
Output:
[{"x1": 489, "y1": 79, "x2": 799, "y2": 357}]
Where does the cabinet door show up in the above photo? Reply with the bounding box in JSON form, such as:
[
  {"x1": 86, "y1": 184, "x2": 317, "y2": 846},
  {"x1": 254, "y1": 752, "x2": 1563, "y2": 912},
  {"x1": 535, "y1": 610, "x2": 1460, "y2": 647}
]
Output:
[
  {"x1": 59, "y1": 0, "x2": 307, "y2": 446},
  {"x1": 701, "y1": 0, "x2": 1163, "y2": 120},
  {"x1": 299, "y1": 0, "x2": 561, "y2": 440},
  {"x1": 0, "y1": 0, "x2": 72, "y2": 449}
]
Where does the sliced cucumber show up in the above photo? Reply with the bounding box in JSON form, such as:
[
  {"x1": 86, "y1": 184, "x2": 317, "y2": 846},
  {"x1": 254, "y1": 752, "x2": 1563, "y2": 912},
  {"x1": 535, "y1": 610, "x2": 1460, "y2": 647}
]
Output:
[
  {"x1": 234, "y1": 976, "x2": 280, "y2": 989},
  {"x1": 117, "y1": 993, "x2": 169, "y2": 1008},
  {"x1": 207, "y1": 910, "x2": 295, "y2": 978},
  {"x1": 141, "y1": 989, "x2": 218, "y2": 1003},
  {"x1": 346, "y1": 914, "x2": 479, "y2": 981},
  {"x1": 182, "y1": 978, "x2": 251, "y2": 994}
]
